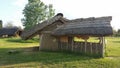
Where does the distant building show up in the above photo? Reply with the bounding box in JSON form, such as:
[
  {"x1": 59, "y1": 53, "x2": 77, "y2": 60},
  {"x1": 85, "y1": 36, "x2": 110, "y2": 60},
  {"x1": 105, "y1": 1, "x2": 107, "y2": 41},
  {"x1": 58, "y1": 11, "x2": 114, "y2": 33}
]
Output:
[{"x1": 0, "y1": 27, "x2": 22, "y2": 37}]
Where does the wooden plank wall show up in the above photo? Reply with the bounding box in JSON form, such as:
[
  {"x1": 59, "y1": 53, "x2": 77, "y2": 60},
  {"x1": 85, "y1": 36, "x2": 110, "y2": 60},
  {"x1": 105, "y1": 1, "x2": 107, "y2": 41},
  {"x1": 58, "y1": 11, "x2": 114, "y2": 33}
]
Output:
[{"x1": 60, "y1": 42, "x2": 103, "y2": 56}]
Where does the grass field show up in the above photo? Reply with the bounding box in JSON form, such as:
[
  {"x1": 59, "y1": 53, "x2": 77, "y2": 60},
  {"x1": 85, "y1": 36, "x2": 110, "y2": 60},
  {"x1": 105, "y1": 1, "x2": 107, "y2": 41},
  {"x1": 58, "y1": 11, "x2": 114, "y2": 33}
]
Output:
[{"x1": 0, "y1": 37, "x2": 120, "y2": 68}]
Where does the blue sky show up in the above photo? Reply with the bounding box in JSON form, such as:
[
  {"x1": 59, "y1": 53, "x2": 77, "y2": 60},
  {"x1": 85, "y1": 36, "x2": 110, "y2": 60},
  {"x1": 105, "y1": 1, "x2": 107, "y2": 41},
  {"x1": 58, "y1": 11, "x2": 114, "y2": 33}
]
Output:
[
  {"x1": 0, "y1": 0, "x2": 27, "y2": 28},
  {"x1": 0, "y1": 0, "x2": 120, "y2": 30}
]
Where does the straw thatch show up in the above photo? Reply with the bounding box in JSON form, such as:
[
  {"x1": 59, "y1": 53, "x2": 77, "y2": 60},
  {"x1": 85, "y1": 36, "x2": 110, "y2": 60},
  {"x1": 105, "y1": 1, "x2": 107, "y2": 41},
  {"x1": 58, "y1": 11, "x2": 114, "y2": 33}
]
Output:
[
  {"x1": 0, "y1": 27, "x2": 22, "y2": 37},
  {"x1": 21, "y1": 14, "x2": 68, "y2": 40},
  {"x1": 21, "y1": 15, "x2": 113, "y2": 39},
  {"x1": 52, "y1": 16, "x2": 113, "y2": 36}
]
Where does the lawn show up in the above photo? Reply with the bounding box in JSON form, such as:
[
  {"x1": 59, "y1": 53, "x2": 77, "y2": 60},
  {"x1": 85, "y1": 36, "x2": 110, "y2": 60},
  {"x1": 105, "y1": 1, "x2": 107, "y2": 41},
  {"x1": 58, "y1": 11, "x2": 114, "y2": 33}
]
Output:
[{"x1": 0, "y1": 37, "x2": 120, "y2": 68}]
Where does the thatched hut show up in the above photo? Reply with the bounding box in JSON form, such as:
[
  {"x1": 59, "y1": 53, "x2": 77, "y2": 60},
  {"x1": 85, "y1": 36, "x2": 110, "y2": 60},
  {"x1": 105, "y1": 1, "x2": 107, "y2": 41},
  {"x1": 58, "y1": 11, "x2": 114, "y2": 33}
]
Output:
[
  {"x1": 0, "y1": 27, "x2": 22, "y2": 37},
  {"x1": 21, "y1": 14, "x2": 113, "y2": 57},
  {"x1": 52, "y1": 16, "x2": 112, "y2": 57}
]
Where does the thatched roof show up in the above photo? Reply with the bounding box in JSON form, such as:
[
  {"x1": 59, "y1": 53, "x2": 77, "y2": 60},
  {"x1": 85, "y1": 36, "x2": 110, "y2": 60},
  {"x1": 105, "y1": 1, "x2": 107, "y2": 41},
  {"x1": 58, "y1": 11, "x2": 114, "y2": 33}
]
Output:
[
  {"x1": 21, "y1": 14, "x2": 67, "y2": 40},
  {"x1": 0, "y1": 27, "x2": 21, "y2": 37},
  {"x1": 52, "y1": 16, "x2": 113, "y2": 36}
]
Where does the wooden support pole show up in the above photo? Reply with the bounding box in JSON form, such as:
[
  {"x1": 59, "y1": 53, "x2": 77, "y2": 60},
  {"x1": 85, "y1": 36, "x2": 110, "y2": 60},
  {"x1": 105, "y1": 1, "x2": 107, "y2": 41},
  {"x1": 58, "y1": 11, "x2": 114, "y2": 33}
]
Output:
[
  {"x1": 71, "y1": 37, "x2": 74, "y2": 52},
  {"x1": 39, "y1": 34, "x2": 43, "y2": 50},
  {"x1": 68, "y1": 37, "x2": 74, "y2": 52},
  {"x1": 58, "y1": 37, "x2": 61, "y2": 50},
  {"x1": 84, "y1": 39, "x2": 87, "y2": 53},
  {"x1": 104, "y1": 37, "x2": 107, "y2": 56},
  {"x1": 90, "y1": 43, "x2": 92, "y2": 54},
  {"x1": 101, "y1": 37, "x2": 105, "y2": 57}
]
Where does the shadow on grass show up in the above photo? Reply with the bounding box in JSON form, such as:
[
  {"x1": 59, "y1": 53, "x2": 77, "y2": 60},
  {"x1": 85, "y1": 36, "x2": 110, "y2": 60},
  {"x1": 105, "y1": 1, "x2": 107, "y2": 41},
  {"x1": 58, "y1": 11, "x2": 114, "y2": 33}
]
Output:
[
  {"x1": 5, "y1": 38, "x2": 39, "y2": 43},
  {"x1": 0, "y1": 46, "x2": 99, "y2": 66}
]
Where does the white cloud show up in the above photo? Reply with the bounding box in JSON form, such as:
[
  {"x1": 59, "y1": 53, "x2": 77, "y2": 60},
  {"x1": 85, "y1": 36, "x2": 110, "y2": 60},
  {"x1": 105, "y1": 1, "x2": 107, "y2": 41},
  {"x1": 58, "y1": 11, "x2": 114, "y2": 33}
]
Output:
[{"x1": 12, "y1": 0, "x2": 27, "y2": 7}]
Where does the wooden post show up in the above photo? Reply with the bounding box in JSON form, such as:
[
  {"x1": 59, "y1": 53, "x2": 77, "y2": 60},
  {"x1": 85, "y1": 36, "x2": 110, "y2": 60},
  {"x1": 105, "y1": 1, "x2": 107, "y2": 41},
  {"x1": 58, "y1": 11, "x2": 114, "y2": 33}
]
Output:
[
  {"x1": 68, "y1": 37, "x2": 74, "y2": 51},
  {"x1": 71, "y1": 37, "x2": 74, "y2": 52},
  {"x1": 58, "y1": 37, "x2": 61, "y2": 51},
  {"x1": 39, "y1": 34, "x2": 43, "y2": 50},
  {"x1": 90, "y1": 43, "x2": 92, "y2": 54},
  {"x1": 104, "y1": 37, "x2": 107, "y2": 56},
  {"x1": 84, "y1": 39, "x2": 87, "y2": 53},
  {"x1": 101, "y1": 37, "x2": 105, "y2": 57},
  {"x1": 103, "y1": 37, "x2": 105, "y2": 57}
]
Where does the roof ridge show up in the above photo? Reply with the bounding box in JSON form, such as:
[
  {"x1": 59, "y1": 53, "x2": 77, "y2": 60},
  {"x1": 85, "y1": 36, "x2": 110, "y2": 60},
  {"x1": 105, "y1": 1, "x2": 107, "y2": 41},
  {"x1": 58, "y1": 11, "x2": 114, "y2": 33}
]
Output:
[{"x1": 68, "y1": 16, "x2": 112, "y2": 22}]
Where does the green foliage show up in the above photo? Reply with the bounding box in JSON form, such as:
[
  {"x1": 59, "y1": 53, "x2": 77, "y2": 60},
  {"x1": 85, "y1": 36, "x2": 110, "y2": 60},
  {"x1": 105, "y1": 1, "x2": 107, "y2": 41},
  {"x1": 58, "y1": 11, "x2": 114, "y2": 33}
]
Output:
[
  {"x1": 0, "y1": 20, "x2": 2, "y2": 28},
  {"x1": 118, "y1": 29, "x2": 120, "y2": 33},
  {"x1": 112, "y1": 29, "x2": 120, "y2": 37},
  {"x1": 0, "y1": 37, "x2": 120, "y2": 68},
  {"x1": 22, "y1": 0, "x2": 55, "y2": 30}
]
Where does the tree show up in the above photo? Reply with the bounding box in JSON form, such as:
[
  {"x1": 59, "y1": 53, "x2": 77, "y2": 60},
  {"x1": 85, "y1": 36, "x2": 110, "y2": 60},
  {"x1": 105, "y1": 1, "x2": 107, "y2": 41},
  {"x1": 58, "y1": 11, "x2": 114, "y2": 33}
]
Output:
[
  {"x1": 118, "y1": 29, "x2": 120, "y2": 33},
  {"x1": 0, "y1": 20, "x2": 2, "y2": 28},
  {"x1": 116, "y1": 29, "x2": 120, "y2": 36},
  {"x1": 22, "y1": 0, "x2": 55, "y2": 30}
]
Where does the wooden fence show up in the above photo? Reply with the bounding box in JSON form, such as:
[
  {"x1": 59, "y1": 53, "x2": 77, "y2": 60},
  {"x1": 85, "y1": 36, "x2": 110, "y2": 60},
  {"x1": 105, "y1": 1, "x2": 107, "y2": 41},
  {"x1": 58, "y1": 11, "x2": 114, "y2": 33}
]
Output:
[{"x1": 59, "y1": 42, "x2": 103, "y2": 56}]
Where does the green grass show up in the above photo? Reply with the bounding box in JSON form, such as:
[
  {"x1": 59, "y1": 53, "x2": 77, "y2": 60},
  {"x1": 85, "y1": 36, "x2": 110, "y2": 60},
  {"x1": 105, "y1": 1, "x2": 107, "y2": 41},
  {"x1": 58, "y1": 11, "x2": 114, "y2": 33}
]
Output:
[
  {"x1": 106, "y1": 37, "x2": 120, "y2": 57},
  {"x1": 0, "y1": 37, "x2": 120, "y2": 68},
  {"x1": 74, "y1": 37, "x2": 99, "y2": 42}
]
